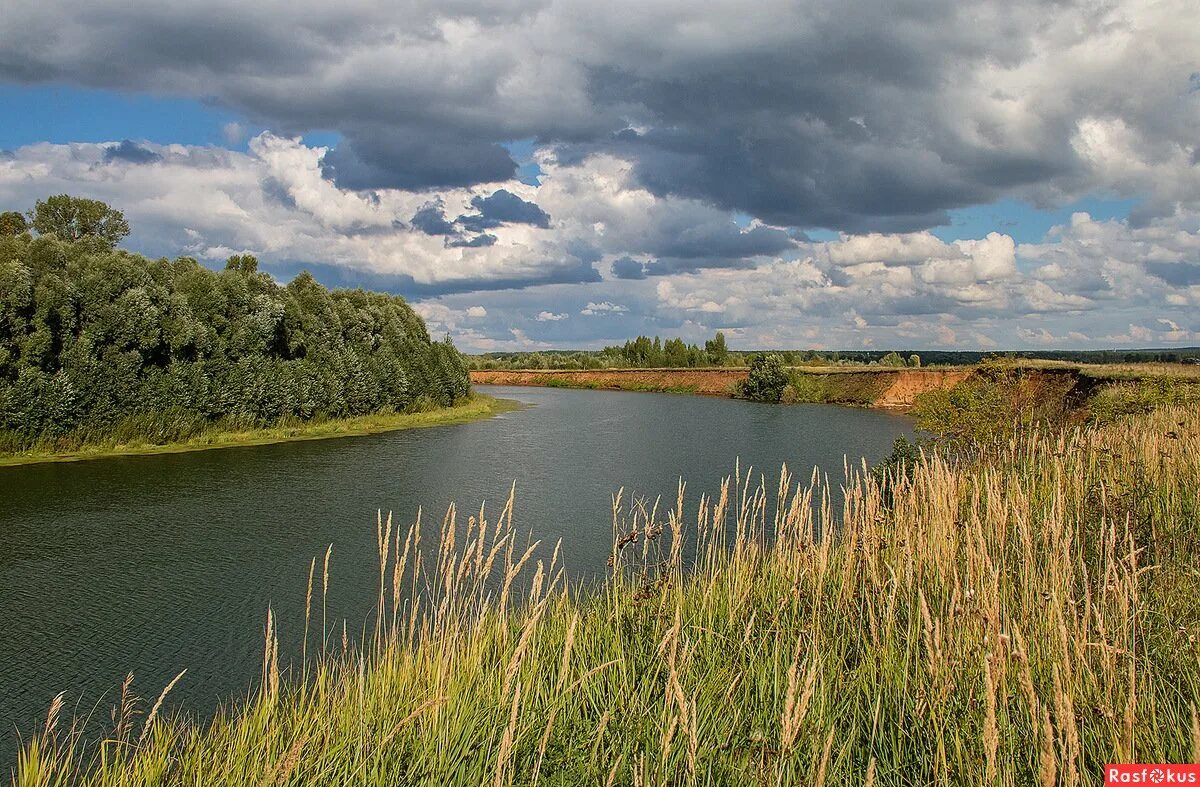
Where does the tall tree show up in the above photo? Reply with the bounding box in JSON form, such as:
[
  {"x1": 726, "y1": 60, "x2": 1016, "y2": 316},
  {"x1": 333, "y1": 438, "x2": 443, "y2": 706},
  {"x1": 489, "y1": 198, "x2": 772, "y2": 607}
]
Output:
[
  {"x1": 32, "y1": 195, "x2": 130, "y2": 247},
  {"x1": 705, "y1": 331, "x2": 728, "y2": 366}
]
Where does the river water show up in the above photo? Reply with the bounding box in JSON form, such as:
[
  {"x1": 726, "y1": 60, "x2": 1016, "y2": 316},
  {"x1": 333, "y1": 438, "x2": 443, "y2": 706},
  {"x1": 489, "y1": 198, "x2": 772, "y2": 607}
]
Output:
[{"x1": 0, "y1": 385, "x2": 912, "y2": 759}]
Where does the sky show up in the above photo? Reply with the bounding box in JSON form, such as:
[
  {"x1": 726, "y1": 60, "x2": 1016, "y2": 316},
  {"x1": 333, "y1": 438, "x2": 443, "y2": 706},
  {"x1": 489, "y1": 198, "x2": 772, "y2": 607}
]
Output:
[{"x1": 0, "y1": 0, "x2": 1198, "y2": 352}]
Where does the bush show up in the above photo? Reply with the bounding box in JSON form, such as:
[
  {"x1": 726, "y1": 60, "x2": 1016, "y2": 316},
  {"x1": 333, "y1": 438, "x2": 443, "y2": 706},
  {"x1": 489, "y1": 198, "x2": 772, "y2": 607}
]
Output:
[{"x1": 738, "y1": 353, "x2": 789, "y2": 402}]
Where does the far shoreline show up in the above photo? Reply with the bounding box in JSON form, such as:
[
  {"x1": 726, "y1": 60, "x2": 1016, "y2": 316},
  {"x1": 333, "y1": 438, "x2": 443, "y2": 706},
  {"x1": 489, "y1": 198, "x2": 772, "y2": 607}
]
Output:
[{"x1": 0, "y1": 394, "x2": 522, "y2": 468}]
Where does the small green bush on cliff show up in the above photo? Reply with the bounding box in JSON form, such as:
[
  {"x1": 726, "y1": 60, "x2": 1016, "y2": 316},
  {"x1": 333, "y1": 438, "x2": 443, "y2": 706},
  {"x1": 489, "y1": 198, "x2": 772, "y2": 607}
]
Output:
[{"x1": 737, "y1": 353, "x2": 789, "y2": 402}]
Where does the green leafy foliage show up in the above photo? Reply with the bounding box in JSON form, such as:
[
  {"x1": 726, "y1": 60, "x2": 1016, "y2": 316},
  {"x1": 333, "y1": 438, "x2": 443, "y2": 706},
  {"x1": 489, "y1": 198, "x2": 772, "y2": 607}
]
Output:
[
  {"x1": 910, "y1": 361, "x2": 1078, "y2": 450},
  {"x1": 870, "y1": 434, "x2": 927, "y2": 500},
  {"x1": 738, "y1": 353, "x2": 789, "y2": 402},
  {"x1": 0, "y1": 199, "x2": 470, "y2": 452},
  {"x1": 704, "y1": 330, "x2": 729, "y2": 365},
  {"x1": 31, "y1": 194, "x2": 130, "y2": 248},
  {"x1": 471, "y1": 331, "x2": 746, "y2": 370},
  {"x1": 1086, "y1": 378, "x2": 1200, "y2": 425},
  {"x1": 0, "y1": 211, "x2": 28, "y2": 236}
]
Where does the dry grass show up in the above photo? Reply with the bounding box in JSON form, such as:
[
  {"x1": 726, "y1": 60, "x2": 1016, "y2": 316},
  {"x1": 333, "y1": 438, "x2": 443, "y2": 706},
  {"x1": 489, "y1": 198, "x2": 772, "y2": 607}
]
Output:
[{"x1": 11, "y1": 403, "x2": 1200, "y2": 785}]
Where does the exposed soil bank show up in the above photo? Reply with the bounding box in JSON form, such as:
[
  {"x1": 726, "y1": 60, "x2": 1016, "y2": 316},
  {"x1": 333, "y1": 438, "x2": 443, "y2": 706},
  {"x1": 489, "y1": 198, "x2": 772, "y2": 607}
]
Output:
[
  {"x1": 471, "y1": 367, "x2": 749, "y2": 396},
  {"x1": 471, "y1": 367, "x2": 972, "y2": 409}
]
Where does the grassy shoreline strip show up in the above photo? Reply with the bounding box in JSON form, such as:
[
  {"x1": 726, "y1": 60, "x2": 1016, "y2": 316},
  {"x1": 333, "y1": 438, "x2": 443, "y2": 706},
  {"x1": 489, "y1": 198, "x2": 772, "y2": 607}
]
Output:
[{"x1": 0, "y1": 394, "x2": 521, "y2": 468}]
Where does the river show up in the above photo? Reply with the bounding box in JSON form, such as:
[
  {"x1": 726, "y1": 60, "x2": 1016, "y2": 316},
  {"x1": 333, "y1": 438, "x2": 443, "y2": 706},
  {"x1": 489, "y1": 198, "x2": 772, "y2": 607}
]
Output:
[{"x1": 0, "y1": 385, "x2": 912, "y2": 759}]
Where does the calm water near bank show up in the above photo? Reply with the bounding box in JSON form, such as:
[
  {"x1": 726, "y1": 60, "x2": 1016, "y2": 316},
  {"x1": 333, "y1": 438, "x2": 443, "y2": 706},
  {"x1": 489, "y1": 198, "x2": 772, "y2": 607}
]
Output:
[{"x1": 0, "y1": 385, "x2": 911, "y2": 759}]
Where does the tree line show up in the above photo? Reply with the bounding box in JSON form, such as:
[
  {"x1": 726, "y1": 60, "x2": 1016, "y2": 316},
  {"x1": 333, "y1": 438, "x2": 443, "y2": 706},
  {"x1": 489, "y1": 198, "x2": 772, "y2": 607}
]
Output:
[
  {"x1": 469, "y1": 334, "x2": 930, "y2": 371},
  {"x1": 471, "y1": 332, "x2": 738, "y2": 370},
  {"x1": 0, "y1": 196, "x2": 470, "y2": 452}
]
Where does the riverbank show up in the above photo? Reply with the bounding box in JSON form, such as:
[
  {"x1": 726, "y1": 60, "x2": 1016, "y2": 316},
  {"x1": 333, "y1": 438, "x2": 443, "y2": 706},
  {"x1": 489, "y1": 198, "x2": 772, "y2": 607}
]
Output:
[
  {"x1": 471, "y1": 366, "x2": 976, "y2": 408},
  {"x1": 0, "y1": 394, "x2": 519, "y2": 468},
  {"x1": 472, "y1": 361, "x2": 1200, "y2": 410},
  {"x1": 14, "y1": 396, "x2": 1199, "y2": 783},
  {"x1": 471, "y1": 366, "x2": 749, "y2": 396}
]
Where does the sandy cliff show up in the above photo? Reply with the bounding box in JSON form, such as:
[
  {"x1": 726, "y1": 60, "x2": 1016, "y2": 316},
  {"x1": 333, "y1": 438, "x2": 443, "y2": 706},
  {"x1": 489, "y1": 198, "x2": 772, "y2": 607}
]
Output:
[{"x1": 470, "y1": 367, "x2": 974, "y2": 409}]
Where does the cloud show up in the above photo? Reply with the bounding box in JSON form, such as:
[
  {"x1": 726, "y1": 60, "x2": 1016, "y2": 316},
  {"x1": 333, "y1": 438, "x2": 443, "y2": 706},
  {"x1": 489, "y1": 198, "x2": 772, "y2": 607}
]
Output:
[
  {"x1": 1144, "y1": 261, "x2": 1200, "y2": 287},
  {"x1": 463, "y1": 189, "x2": 551, "y2": 228},
  {"x1": 320, "y1": 131, "x2": 518, "y2": 191},
  {"x1": 410, "y1": 201, "x2": 456, "y2": 235},
  {"x1": 581, "y1": 301, "x2": 628, "y2": 315},
  {"x1": 103, "y1": 140, "x2": 161, "y2": 164},
  {"x1": 644, "y1": 207, "x2": 1200, "y2": 347},
  {"x1": 0, "y1": 135, "x2": 605, "y2": 295},
  {"x1": 2, "y1": 123, "x2": 1199, "y2": 350},
  {"x1": 2, "y1": 0, "x2": 1196, "y2": 231},
  {"x1": 445, "y1": 232, "x2": 498, "y2": 248},
  {"x1": 222, "y1": 122, "x2": 247, "y2": 145},
  {"x1": 610, "y1": 256, "x2": 647, "y2": 280},
  {"x1": 465, "y1": 305, "x2": 487, "y2": 317}
]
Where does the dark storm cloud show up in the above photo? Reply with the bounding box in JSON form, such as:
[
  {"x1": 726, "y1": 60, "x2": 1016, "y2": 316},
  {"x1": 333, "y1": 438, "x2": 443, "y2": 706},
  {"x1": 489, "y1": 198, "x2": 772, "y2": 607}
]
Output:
[
  {"x1": 643, "y1": 256, "x2": 761, "y2": 276},
  {"x1": 647, "y1": 222, "x2": 793, "y2": 261},
  {"x1": 103, "y1": 140, "x2": 161, "y2": 164},
  {"x1": 410, "y1": 201, "x2": 455, "y2": 235},
  {"x1": 465, "y1": 189, "x2": 551, "y2": 228},
  {"x1": 320, "y1": 130, "x2": 517, "y2": 191},
  {"x1": 611, "y1": 256, "x2": 647, "y2": 280},
  {"x1": 616, "y1": 127, "x2": 1031, "y2": 234},
  {"x1": 455, "y1": 213, "x2": 502, "y2": 233},
  {"x1": 0, "y1": 0, "x2": 1193, "y2": 234}
]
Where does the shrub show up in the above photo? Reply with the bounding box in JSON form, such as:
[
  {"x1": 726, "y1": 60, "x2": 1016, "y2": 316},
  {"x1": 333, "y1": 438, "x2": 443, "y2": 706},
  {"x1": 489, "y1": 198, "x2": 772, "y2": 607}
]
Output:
[{"x1": 738, "y1": 353, "x2": 789, "y2": 402}]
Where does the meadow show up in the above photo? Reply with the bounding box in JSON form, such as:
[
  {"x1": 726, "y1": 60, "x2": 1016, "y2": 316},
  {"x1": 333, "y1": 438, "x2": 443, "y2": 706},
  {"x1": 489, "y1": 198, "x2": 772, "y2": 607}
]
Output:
[{"x1": 12, "y1": 376, "x2": 1200, "y2": 785}]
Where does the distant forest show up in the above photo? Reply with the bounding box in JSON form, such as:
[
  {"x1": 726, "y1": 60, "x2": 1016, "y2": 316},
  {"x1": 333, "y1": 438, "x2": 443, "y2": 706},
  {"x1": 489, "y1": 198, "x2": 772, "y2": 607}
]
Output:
[
  {"x1": 470, "y1": 334, "x2": 1200, "y2": 371},
  {"x1": 0, "y1": 196, "x2": 469, "y2": 452}
]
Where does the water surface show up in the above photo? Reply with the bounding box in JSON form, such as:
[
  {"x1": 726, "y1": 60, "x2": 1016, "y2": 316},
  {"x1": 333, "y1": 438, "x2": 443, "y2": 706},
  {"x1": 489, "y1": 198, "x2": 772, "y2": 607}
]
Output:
[{"x1": 0, "y1": 386, "x2": 911, "y2": 757}]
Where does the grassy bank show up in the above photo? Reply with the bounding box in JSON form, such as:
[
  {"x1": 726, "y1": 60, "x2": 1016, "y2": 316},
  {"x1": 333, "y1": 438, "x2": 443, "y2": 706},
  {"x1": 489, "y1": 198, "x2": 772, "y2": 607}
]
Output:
[
  {"x1": 14, "y1": 394, "x2": 1200, "y2": 783},
  {"x1": 0, "y1": 395, "x2": 519, "y2": 468}
]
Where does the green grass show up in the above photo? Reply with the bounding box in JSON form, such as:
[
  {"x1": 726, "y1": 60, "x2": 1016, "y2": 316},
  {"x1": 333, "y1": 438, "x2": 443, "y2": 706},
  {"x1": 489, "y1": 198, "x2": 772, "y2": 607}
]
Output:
[
  {"x1": 0, "y1": 395, "x2": 520, "y2": 468},
  {"x1": 1085, "y1": 378, "x2": 1200, "y2": 424},
  {"x1": 14, "y1": 395, "x2": 1200, "y2": 784},
  {"x1": 531, "y1": 375, "x2": 703, "y2": 395},
  {"x1": 785, "y1": 370, "x2": 895, "y2": 405}
]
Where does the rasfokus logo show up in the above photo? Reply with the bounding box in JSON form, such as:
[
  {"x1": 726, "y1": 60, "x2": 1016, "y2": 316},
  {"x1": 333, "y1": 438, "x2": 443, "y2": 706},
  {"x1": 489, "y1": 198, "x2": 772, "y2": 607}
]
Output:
[{"x1": 1106, "y1": 765, "x2": 1200, "y2": 784}]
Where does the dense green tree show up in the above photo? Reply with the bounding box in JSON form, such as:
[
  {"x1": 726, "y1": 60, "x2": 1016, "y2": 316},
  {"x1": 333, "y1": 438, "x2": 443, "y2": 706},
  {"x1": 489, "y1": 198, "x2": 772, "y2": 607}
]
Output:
[
  {"x1": 739, "y1": 353, "x2": 789, "y2": 402},
  {"x1": 663, "y1": 337, "x2": 689, "y2": 367},
  {"x1": 0, "y1": 211, "x2": 27, "y2": 236},
  {"x1": 31, "y1": 194, "x2": 130, "y2": 247},
  {"x1": 705, "y1": 331, "x2": 728, "y2": 366},
  {"x1": 0, "y1": 197, "x2": 470, "y2": 451}
]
